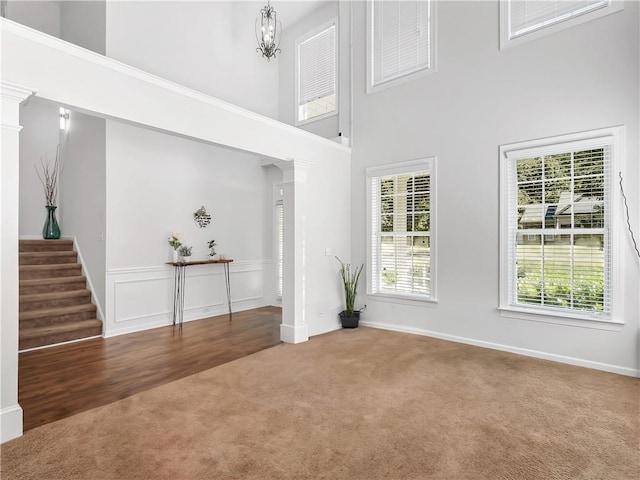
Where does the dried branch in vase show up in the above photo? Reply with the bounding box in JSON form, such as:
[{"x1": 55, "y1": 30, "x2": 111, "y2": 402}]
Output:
[{"x1": 35, "y1": 145, "x2": 61, "y2": 207}]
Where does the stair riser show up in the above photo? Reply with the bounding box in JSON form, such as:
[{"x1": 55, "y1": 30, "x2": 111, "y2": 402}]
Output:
[
  {"x1": 19, "y1": 241, "x2": 74, "y2": 253},
  {"x1": 20, "y1": 294, "x2": 92, "y2": 312},
  {"x1": 19, "y1": 326, "x2": 102, "y2": 350},
  {"x1": 19, "y1": 253, "x2": 78, "y2": 266},
  {"x1": 20, "y1": 265, "x2": 82, "y2": 280},
  {"x1": 20, "y1": 280, "x2": 87, "y2": 295},
  {"x1": 20, "y1": 309, "x2": 97, "y2": 329}
]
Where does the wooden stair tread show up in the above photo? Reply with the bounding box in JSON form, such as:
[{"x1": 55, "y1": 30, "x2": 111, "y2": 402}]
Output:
[
  {"x1": 19, "y1": 320, "x2": 102, "y2": 347},
  {"x1": 20, "y1": 276, "x2": 86, "y2": 287},
  {"x1": 20, "y1": 289, "x2": 90, "y2": 303},
  {"x1": 20, "y1": 303, "x2": 96, "y2": 321}
]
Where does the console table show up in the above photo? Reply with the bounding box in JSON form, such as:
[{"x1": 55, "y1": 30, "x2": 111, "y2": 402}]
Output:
[{"x1": 166, "y1": 259, "x2": 233, "y2": 329}]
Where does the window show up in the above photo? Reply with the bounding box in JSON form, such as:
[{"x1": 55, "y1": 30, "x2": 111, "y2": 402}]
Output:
[
  {"x1": 500, "y1": 0, "x2": 623, "y2": 49},
  {"x1": 500, "y1": 127, "x2": 623, "y2": 323},
  {"x1": 366, "y1": 0, "x2": 436, "y2": 93},
  {"x1": 296, "y1": 20, "x2": 337, "y2": 124},
  {"x1": 276, "y1": 201, "x2": 284, "y2": 299},
  {"x1": 275, "y1": 186, "x2": 284, "y2": 299},
  {"x1": 367, "y1": 158, "x2": 436, "y2": 301}
]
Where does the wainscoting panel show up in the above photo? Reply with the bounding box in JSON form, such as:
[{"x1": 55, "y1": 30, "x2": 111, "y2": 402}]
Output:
[{"x1": 105, "y1": 261, "x2": 271, "y2": 337}]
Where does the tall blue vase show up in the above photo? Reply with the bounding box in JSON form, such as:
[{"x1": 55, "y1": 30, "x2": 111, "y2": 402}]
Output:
[{"x1": 42, "y1": 205, "x2": 61, "y2": 239}]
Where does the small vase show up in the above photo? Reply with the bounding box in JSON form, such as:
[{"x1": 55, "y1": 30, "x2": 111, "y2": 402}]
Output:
[
  {"x1": 181, "y1": 255, "x2": 192, "y2": 263},
  {"x1": 42, "y1": 205, "x2": 61, "y2": 240},
  {"x1": 171, "y1": 250, "x2": 179, "y2": 263}
]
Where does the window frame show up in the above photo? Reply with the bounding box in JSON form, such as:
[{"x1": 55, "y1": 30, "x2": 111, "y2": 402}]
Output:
[
  {"x1": 274, "y1": 183, "x2": 284, "y2": 302},
  {"x1": 499, "y1": 126, "x2": 624, "y2": 328},
  {"x1": 294, "y1": 18, "x2": 339, "y2": 126},
  {"x1": 499, "y1": 0, "x2": 623, "y2": 50},
  {"x1": 366, "y1": 0, "x2": 437, "y2": 94},
  {"x1": 366, "y1": 158, "x2": 437, "y2": 304}
]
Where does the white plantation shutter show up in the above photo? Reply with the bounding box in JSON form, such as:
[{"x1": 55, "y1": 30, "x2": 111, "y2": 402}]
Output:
[
  {"x1": 371, "y1": 0, "x2": 431, "y2": 87},
  {"x1": 277, "y1": 202, "x2": 284, "y2": 298},
  {"x1": 368, "y1": 159, "x2": 435, "y2": 299},
  {"x1": 298, "y1": 24, "x2": 336, "y2": 108},
  {"x1": 508, "y1": 0, "x2": 610, "y2": 39},
  {"x1": 505, "y1": 137, "x2": 613, "y2": 315}
]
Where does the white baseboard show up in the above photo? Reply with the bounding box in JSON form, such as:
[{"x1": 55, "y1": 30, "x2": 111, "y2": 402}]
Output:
[
  {"x1": 360, "y1": 321, "x2": 640, "y2": 378},
  {"x1": 280, "y1": 323, "x2": 309, "y2": 344},
  {"x1": 1, "y1": 404, "x2": 23, "y2": 443}
]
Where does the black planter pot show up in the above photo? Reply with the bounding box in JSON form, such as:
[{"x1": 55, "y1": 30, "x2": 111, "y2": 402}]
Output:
[{"x1": 339, "y1": 310, "x2": 360, "y2": 328}]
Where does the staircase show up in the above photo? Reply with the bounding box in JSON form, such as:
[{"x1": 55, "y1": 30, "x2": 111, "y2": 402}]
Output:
[{"x1": 19, "y1": 239, "x2": 103, "y2": 351}]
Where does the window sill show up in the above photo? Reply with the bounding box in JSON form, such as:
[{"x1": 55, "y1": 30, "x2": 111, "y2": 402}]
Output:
[
  {"x1": 367, "y1": 293, "x2": 437, "y2": 308},
  {"x1": 295, "y1": 109, "x2": 338, "y2": 127},
  {"x1": 498, "y1": 306, "x2": 624, "y2": 331}
]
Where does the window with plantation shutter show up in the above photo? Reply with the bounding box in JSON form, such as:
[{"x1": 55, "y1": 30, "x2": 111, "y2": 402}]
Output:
[
  {"x1": 296, "y1": 20, "x2": 337, "y2": 124},
  {"x1": 500, "y1": 0, "x2": 623, "y2": 49},
  {"x1": 276, "y1": 201, "x2": 284, "y2": 299},
  {"x1": 367, "y1": 158, "x2": 436, "y2": 301},
  {"x1": 500, "y1": 127, "x2": 623, "y2": 323},
  {"x1": 367, "y1": 0, "x2": 435, "y2": 93}
]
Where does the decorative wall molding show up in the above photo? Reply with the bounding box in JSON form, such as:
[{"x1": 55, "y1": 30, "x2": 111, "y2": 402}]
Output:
[{"x1": 105, "y1": 260, "x2": 270, "y2": 336}]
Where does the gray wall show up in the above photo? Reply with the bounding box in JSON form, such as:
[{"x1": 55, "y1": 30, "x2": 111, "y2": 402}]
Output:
[
  {"x1": 18, "y1": 98, "x2": 61, "y2": 237},
  {"x1": 59, "y1": 112, "x2": 106, "y2": 311},
  {"x1": 5, "y1": 1, "x2": 60, "y2": 36},
  {"x1": 350, "y1": 1, "x2": 639, "y2": 373},
  {"x1": 61, "y1": 1, "x2": 106, "y2": 55}
]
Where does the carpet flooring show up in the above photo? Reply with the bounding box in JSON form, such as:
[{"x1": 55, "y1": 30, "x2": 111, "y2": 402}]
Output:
[{"x1": 1, "y1": 327, "x2": 638, "y2": 479}]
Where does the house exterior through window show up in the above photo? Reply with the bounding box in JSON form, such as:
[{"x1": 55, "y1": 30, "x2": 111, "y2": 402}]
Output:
[{"x1": 500, "y1": 127, "x2": 623, "y2": 323}]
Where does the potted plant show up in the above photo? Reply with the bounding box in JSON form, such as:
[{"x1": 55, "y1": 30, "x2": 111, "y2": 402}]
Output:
[
  {"x1": 178, "y1": 245, "x2": 193, "y2": 262},
  {"x1": 336, "y1": 257, "x2": 364, "y2": 328}
]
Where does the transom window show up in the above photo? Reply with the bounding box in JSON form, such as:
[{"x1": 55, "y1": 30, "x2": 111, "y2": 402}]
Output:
[
  {"x1": 500, "y1": 0, "x2": 623, "y2": 49},
  {"x1": 368, "y1": 158, "x2": 436, "y2": 300},
  {"x1": 500, "y1": 127, "x2": 622, "y2": 322},
  {"x1": 367, "y1": 0, "x2": 436, "y2": 93}
]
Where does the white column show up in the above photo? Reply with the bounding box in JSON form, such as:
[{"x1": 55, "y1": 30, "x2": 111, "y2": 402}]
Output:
[
  {"x1": 275, "y1": 159, "x2": 313, "y2": 344},
  {"x1": 1, "y1": 82, "x2": 34, "y2": 443}
]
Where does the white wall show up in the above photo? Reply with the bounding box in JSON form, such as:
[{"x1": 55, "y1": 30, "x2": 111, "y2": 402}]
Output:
[
  {"x1": 105, "y1": 1, "x2": 280, "y2": 119},
  {"x1": 18, "y1": 98, "x2": 61, "y2": 236},
  {"x1": 350, "y1": 1, "x2": 640, "y2": 375},
  {"x1": 104, "y1": 120, "x2": 276, "y2": 336},
  {"x1": 59, "y1": 111, "x2": 106, "y2": 311},
  {"x1": 304, "y1": 154, "x2": 352, "y2": 336}
]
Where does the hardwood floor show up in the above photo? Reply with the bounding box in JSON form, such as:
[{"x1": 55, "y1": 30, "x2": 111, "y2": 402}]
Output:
[{"x1": 18, "y1": 306, "x2": 282, "y2": 431}]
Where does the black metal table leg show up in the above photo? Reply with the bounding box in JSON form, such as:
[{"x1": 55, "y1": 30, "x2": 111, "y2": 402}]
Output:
[{"x1": 224, "y1": 262, "x2": 232, "y2": 321}]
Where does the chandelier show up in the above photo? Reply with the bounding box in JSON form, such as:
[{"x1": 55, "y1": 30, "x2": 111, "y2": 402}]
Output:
[{"x1": 255, "y1": 1, "x2": 282, "y2": 61}]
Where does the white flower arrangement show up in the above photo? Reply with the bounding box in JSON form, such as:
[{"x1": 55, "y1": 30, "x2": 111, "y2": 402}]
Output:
[{"x1": 168, "y1": 232, "x2": 182, "y2": 250}]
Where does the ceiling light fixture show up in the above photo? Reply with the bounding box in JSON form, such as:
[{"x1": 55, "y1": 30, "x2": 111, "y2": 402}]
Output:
[{"x1": 255, "y1": 0, "x2": 282, "y2": 61}]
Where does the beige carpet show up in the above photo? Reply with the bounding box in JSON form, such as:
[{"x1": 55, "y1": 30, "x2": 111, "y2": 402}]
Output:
[{"x1": 1, "y1": 327, "x2": 638, "y2": 479}]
